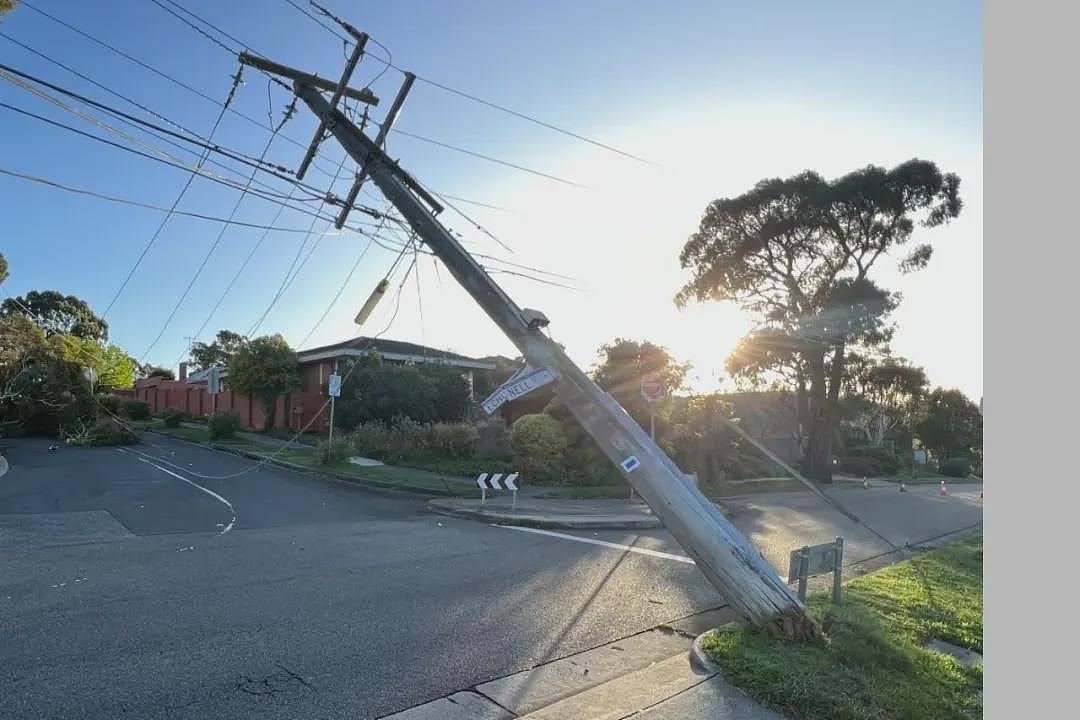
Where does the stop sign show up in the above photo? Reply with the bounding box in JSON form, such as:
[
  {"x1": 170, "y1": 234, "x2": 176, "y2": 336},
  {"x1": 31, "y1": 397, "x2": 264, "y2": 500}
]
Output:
[{"x1": 640, "y1": 377, "x2": 664, "y2": 402}]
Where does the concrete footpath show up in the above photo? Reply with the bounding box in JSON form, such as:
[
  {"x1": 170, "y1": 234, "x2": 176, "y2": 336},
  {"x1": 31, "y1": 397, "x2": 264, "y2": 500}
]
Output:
[
  {"x1": 427, "y1": 497, "x2": 663, "y2": 529},
  {"x1": 378, "y1": 607, "x2": 782, "y2": 720}
]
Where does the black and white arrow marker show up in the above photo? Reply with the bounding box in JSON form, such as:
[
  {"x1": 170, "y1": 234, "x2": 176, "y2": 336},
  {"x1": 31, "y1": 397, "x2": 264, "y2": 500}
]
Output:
[{"x1": 476, "y1": 472, "x2": 519, "y2": 490}]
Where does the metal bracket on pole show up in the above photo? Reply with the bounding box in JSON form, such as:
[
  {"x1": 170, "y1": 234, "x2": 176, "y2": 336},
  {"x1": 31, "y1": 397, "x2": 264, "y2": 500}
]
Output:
[
  {"x1": 295, "y1": 34, "x2": 370, "y2": 180},
  {"x1": 336, "y1": 72, "x2": 416, "y2": 228}
]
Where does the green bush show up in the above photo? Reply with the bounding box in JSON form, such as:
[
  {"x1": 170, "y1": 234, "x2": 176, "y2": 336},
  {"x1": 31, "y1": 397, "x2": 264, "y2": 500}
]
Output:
[
  {"x1": 474, "y1": 417, "x2": 512, "y2": 459},
  {"x1": 428, "y1": 422, "x2": 477, "y2": 460},
  {"x1": 122, "y1": 399, "x2": 151, "y2": 420},
  {"x1": 838, "y1": 445, "x2": 901, "y2": 477},
  {"x1": 939, "y1": 456, "x2": 970, "y2": 477},
  {"x1": 68, "y1": 417, "x2": 139, "y2": 446},
  {"x1": 511, "y1": 413, "x2": 567, "y2": 484},
  {"x1": 95, "y1": 393, "x2": 123, "y2": 416},
  {"x1": 837, "y1": 456, "x2": 878, "y2": 478},
  {"x1": 162, "y1": 408, "x2": 184, "y2": 428},
  {"x1": 316, "y1": 437, "x2": 353, "y2": 465},
  {"x1": 208, "y1": 410, "x2": 241, "y2": 440}
]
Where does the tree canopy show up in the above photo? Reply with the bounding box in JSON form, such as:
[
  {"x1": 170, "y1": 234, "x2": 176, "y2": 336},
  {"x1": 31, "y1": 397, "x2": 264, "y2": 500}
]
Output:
[
  {"x1": 677, "y1": 159, "x2": 961, "y2": 482},
  {"x1": 916, "y1": 388, "x2": 982, "y2": 462},
  {"x1": 137, "y1": 364, "x2": 176, "y2": 381},
  {"x1": 0, "y1": 290, "x2": 109, "y2": 342},
  {"x1": 0, "y1": 252, "x2": 8, "y2": 285},
  {"x1": 189, "y1": 329, "x2": 247, "y2": 371},
  {"x1": 843, "y1": 355, "x2": 929, "y2": 447},
  {"x1": 226, "y1": 334, "x2": 299, "y2": 429},
  {"x1": 335, "y1": 353, "x2": 472, "y2": 429},
  {"x1": 591, "y1": 338, "x2": 690, "y2": 432},
  {"x1": 48, "y1": 336, "x2": 134, "y2": 390}
]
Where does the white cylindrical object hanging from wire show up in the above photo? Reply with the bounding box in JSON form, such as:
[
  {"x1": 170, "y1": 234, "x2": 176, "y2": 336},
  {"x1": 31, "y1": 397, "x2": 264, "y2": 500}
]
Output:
[{"x1": 354, "y1": 278, "x2": 390, "y2": 327}]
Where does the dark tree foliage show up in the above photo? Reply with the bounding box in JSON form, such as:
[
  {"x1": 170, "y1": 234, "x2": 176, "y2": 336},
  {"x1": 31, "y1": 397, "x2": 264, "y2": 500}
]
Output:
[
  {"x1": 189, "y1": 329, "x2": 248, "y2": 371},
  {"x1": 334, "y1": 354, "x2": 472, "y2": 429},
  {"x1": 677, "y1": 159, "x2": 961, "y2": 482},
  {"x1": 226, "y1": 334, "x2": 299, "y2": 430},
  {"x1": 916, "y1": 388, "x2": 982, "y2": 463},
  {"x1": 1, "y1": 290, "x2": 109, "y2": 342}
]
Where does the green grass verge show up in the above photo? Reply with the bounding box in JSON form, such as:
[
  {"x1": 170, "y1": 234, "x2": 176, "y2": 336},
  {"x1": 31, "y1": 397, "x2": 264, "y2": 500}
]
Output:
[
  {"x1": 251, "y1": 449, "x2": 484, "y2": 496},
  {"x1": 702, "y1": 537, "x2": 983, "y2": 720}
]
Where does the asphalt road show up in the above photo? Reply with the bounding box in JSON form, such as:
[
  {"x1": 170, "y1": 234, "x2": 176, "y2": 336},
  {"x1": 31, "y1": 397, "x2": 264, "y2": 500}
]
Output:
[{"x1": 0, "y1": 436, "x2": 982, "y2": 719}]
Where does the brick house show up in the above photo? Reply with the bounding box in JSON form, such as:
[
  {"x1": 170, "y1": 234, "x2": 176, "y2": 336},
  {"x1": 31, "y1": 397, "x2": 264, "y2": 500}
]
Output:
[{"x1": 132, "y1": 337, "x2": 495, "y2": 433}]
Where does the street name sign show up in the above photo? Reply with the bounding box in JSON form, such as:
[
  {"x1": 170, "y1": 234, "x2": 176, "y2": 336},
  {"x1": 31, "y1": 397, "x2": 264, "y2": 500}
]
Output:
[{"x1": 481, "y1": 366, "x2": 557, "y2": 415}]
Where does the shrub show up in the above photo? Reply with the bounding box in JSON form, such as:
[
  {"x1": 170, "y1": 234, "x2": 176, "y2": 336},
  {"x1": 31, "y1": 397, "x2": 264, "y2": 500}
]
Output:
[
  {"x1": 67, "y1": 417, "x2": 139, "y2": 446},
  {"x1": 316, "y1": 437, "x2": 353, "y2": 465},
  {"x1": 939, "y1": 456, "x2": 970, "y2": 478},
  {"x1": 511, "y1": 413, "x2": 567, "y2": 484},
  {"x1": 837, "y1": 456, "x2": 878, "y2": 478},
  {"x1": 428, "y1": 422, "x2": 477, "y2": 460},
  {"x1": 122, "y1": 399, "x2": 151, "y2": 420},
  {"x1": 838, "y1": 445, "x2": 901, "y2": 477},
  {"x1": 162, "y1": 408, "x2": 184, "y2": 428},
  {"x1": 474, "y1": 416, "x2": 512, "y2": 459},
  {"x1": 95, "y1": 393, "x2": 123, "y2": 416},
  {"x1": 208, "y1": 410, "x2": 240, "y2": 440}
]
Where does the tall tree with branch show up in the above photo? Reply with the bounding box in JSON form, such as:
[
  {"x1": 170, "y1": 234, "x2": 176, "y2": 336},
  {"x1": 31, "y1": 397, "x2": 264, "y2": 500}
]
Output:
[
  {"x1": 677, "y1": 159, "x2": 961, "y2": 482},
  {"x1": 843, "y1": 354, "x2": 929, "y2": 448}
]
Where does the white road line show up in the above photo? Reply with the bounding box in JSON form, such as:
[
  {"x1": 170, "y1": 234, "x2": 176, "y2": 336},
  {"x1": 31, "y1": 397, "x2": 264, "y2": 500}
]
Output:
[
  {"x1": 500, "y1": 525, "x2": 696, "y2": 564},
  {"x1": 118, "y1": 448, "x2": 236, "y2": 534}
]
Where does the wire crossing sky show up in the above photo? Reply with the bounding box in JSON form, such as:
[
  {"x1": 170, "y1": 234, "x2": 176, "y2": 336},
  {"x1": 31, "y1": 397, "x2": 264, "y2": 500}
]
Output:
[{"x1": 0, "y1": 0, "x2": 982, "y2": 400}]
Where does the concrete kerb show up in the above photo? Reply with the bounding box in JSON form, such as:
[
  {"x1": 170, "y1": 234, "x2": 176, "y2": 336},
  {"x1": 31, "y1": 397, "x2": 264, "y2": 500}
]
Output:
[
  {"x1": 425, "y1": 498, "x2": 664, "y2": 530},
  {"x1": 137, "y1": 428, "x2": 461, "y2": 499}
]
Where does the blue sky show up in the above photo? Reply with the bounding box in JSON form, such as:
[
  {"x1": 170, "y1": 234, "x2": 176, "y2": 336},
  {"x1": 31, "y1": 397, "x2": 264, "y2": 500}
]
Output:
[{"x1": 0, "y1": 0, "x2": 982, "y2": 398}]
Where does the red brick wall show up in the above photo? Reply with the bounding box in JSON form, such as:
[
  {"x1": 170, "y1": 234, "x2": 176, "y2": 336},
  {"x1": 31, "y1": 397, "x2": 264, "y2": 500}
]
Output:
[{"x1": 132, "y1": 358, "x2": 340, "y2": 433}]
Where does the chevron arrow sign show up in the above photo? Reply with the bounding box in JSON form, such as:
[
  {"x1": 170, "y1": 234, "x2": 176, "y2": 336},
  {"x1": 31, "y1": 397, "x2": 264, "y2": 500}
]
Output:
[{"x1": 476, "y1": 472, "x2": 519, "y2": 490}]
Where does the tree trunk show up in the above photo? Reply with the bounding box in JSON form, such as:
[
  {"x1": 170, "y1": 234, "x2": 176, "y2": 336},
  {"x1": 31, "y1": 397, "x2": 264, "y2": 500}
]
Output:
[
  {"x1": 804, "y1": 350, "x2": 831, "y2": 483},
  {"x1": 820, "y1": 343, "x2": 845, "y2": 484},
  {"x1": 795, "y1": 372, "x2": 809, "y2": 467}
]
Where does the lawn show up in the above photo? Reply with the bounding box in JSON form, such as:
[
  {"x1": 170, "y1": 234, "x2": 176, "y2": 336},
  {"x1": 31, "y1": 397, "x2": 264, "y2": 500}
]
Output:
[{"x1": 702, "y1": 537, "x2": 983, "y2": 720}]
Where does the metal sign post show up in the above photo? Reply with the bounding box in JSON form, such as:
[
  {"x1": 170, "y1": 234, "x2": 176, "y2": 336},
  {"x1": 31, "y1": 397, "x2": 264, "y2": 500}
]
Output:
[
  {"x1": 476, "y1": 472, "x2": 519, "y2": 507},
  {"x1": 327, "y1": 373, "x2": 342, "y2": 445},
  {"x1": 636, "y1": 377, "x2": 665, "y2": 499},
  {"x1": 788, "y1": 538, "x2": 845, "y2": 603}
]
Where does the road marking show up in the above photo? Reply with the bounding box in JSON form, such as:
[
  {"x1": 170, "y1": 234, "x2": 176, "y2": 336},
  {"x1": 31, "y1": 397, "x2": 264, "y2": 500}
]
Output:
[
  {"x1": 118, "y1": 448, "x2": 236, "y2": 534},
  {"x1": 500, "y1": 525, "x2": 695, "y2": 564}
]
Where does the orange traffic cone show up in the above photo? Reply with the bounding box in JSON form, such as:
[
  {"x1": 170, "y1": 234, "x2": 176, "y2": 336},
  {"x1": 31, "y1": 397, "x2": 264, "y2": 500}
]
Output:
[{"x1": 940, "y1": 480, "x2": 948, "y2": 496}]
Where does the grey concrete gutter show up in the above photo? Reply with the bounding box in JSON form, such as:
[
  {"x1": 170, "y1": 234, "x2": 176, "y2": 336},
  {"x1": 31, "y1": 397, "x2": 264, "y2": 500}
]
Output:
[{"x1": 426, "y1": 497, "x2": 663, "y2": 530}]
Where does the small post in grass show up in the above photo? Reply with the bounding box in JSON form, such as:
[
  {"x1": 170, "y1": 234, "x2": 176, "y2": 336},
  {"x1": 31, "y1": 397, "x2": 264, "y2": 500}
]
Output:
[
  {"x1": 797, "y1": 546, "x2": 810, "y2": 601},
  {"x1": 832, "y1": 536, "x2": 844, "y2": 604}
]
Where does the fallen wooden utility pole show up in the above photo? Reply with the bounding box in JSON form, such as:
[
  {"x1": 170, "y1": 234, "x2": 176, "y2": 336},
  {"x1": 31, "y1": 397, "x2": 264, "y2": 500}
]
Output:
[{"x1": 264, "y1": 53, "x2": 818, "y2": 639}]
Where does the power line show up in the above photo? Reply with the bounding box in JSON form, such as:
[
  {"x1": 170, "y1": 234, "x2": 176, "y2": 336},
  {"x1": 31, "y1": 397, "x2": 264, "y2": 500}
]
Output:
[
  {"x1": 17, "y1": 0, "x2": 343, "y2": 181},
  {"x1": 137, "y1": 129, "x2": 291, "y2": 364},
  {"x1": 298, "y1": 0, "x2": 656, "y2": 166},
  {"x1": 100, "y1": 72, "x2": 239, "y2": 321},
  {"x1": 138, "y1": 1, "x2": 594, "y2": 189},
  {"x1": 246, "y1": 154, "x2": 352, "y2": 337},
  {"x1": 387, "y1": 126, "x2": 589, "y2": 188},
  {"x1": 0, "y1": 61, "x2": 380, "y2": 209},
  {"x1": 0, "y1": 165, "x2": 370, "y2": 237},
  {"x1": 283, "y1": 0, "x2": 348, "y2": 43},
  {"x1": 0, "y1": 93, "x2": 412, "y2": 238}
]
